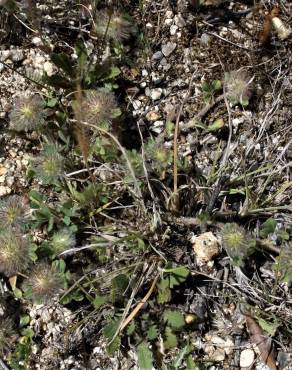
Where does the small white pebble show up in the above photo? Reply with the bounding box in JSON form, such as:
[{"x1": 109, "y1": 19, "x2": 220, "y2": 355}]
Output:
[{"x1": 240, "y1": 349, "x2": 255, "y2": 368}]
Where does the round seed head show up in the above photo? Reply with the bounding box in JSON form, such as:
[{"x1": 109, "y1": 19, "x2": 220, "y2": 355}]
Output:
[
  {"x1": 30, "y1": 144, "x2": 64, "y2": 185},
  {"x1": 0, "y1": 195, "x2": 30, "y2": 229},
  {"x1": 23, "y1": 262, "x2": 65, "y2": 303},
  {"x1": 0, "y1": 317, "x2": 17, "y2": 355},
  {"x1": 95, "y1": 10, "x2": 135, "y2": 41},
  {"x1": 0, "y1": 231, "x2": 30, "y2": 276},
  {"x1": 224, "y1": 70, "x2": 253, "y2": 106},
  {"x1": 78, "y1": 89, "x2": 120, "y2": 129},
  {"x1": 9, "y1": 94, "x2": 44, "y2": 132},
  {"x1": 221, "y1": 223, "x2": 254, "y2": 266},
  {"x1": 51, "y1": 228, "x2": 76, "y2": 255}
]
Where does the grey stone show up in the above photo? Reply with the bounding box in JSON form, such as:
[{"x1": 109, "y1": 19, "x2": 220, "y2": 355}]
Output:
[
  {"x1": 151, "y1": 51, "x2": 163, "y2": 61},
  {"x1": 161, "y1": 42, "x2": 176, "y2": 57}
]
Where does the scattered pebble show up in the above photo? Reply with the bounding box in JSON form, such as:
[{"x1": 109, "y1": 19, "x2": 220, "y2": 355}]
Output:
[
  {"x1": 146, "y1": 111, "x2": 160, "y2": 121},
  {"x1": 43, "y1": 61, "x2": 54, "y2": 76},
  {"x1": 170, "y1": 25, "x2": 178, "y2": 35},
  {"x1": 240, "y1": 349, "x2": 255, "y2": 368},
  {"x1": 149, "y1": 88, "x2": 163, "y2": 101},
  {"x1": 161, "y1": 42, "x2": 177, "y2": 57},
  {"x1": 211, "y1": 348, "x2": 225, "y2": 362},
  {"x1": 152, "y1": 51, "x2": 163, "y2": 61}
]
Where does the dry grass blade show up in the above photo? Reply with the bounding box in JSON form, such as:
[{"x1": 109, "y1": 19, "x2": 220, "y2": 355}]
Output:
[
  {"x1": 74, "y1": 83, "x2": 90, "y2": 165},
  {"x1": 245, "y1": 315, "x2": 278, "y2": 370},
  {"x1": 119, "y1": 273, "x2": 159, "y2": 333}
]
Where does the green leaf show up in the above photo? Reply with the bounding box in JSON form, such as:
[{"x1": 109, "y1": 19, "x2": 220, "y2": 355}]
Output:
[
  {"x1": 147, "y1": 324, "x2": 158, "y2": 340},
  {"x1": 44, "y1": 74, "x2": 73, "y2": 89},
  {"x1": 13, "y1": 288, "x2": 22, "y2": 299},
  {"x1": 212, "y1": 79, "x2": 222, "y2": 91},
  {"x1": 60, "y1": 289, "x2": 84, "y2": 305},
  {"x1": 93, "y1": 295, "x2": 108, "y2": 309},
  {"x1": 111, "y1": 274, "x2": 129, "y2": 303},
  {"x1": 167, "y1": 266, "x2": 189, "y2": 288},
  {"x1": 75, "y1": 40, "x2": 88, "y2": 75},
  {"x1": 137, "y1": 341, "x2": 153, "y2": 370},
  {"x1": 241, "y1": 98, "x2": 249, "y2": 107},
  {"x1": 52, "y1": 259, "x2": 66, "y2": 273},
  {"x1": 108, "y1": 66, "x2": 121, "y2": 79},
  {"x1": 173, "y1": 345, "x2": 190, "y2": 368},
  {"x1": 257, "y1": 318, "x2": 280, "y2": 336},
  {"x1": 21, "y1": 327, "x2": 34, "y2": 339},
  {"x1": 164, "y1": 327, "x2": 177, "y2": 349},
  {"x1": 260, "y1": 218, "x2": 277, "y2": 238},
  {"x1": 103, "y1": 317, "x2": 121, "y2": 355},
  {"x1": 50, "y1": 53, "x2": 75, "y2": 77},
  {"x1": 163, "y1": 310, "x2": 185, "y2": 330},
  {"x1": 157, "y1": 287, "x2": 172, "y2": 304},
  {"x1": 107, "y1": 336, "x2": 121, "y2": 355},
  {"x1": 29, "y1": 190, "x2": 46, "y2": 208},
  {"x1": 46, "y1": 98, "x2": 58, "y2": 107},
  {"x1": 19, "y1": 315, "x2": 30, "y2": 328},
  {"x1": 103, "y1": 317, "x2": 121, "y2": 343},
  {"x1": 157, "y1": 278, "x2": 172, "y2": 304},
  {"x1": 126, "y1": 321, "x2": 136, "y2": 336},
  {"x1": 207, "y1": 118, "x2": 224, "y2": 132},
  {"x1": 277, "y1": 229, "x2": 289, "y2": 242},
  {"x1": 186, "y1": 355, "x2": 199, "y2": 370}
]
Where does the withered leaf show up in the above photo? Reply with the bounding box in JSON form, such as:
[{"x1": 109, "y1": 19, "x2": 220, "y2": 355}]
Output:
[{"x1": 245, "y1": 315, "x2": 278, "y2": 370}]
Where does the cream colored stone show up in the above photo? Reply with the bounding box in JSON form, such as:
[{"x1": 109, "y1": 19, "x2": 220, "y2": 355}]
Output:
[
  {"x1": 192, "y1": 232, "x2": 220, "y2": 264},
  {"x1": 240, "y1": 348, "x2": 255, "y2": 368}
]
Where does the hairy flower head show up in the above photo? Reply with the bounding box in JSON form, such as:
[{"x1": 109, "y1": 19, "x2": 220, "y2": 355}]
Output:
[
  {"x1": 0, "y1": 231, "x2": 30, "y2": 276},
  {"x1": 224, "y1": 70, "x2": 253, "y2": 106},
  {"x1": 0, "y1": 317, "x2": 17, "y2": 355},
  {"x1": 23, "y1": 262, "x2": 65, "y2": 303},
  {"x1": 95, "y1": 10, "x2": 135, "y2": 42},
  {"x1": 30, "y1": 144, "x2": 64, "y2": 184},
  {"x1": 75, "y1": 89, "x2": 120, "y2": 129},
  {"x1": 50, "y1": 228, "x2": 76, "y2": 256},
  {"x1": 0, "y1": 195, "x2": 30, "y2": 229},
  {"x1": 221, "y1": 223, "x2": 255, "y2": 266},
  {"x1": 9, "y1": 94, "x2": 44, "y2": 132}
]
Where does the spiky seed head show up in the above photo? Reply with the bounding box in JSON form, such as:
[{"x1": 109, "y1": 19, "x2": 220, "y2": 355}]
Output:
[
  {"x1": 50, "y1": 228, "x2": 76, "y2": 255},
  {"x1": 221, "y1": 223, "x2": 254, "y2": 266},
  {"x1": 30, "y1": 144, "x2": 64, "y2": 185},
  {"x1": 224, "y1": 70, "x2": 253, "y2": 106},
  {"x1": 0, "y1": 317, "x2": 17, "y2": 355},
  {"x1": 23, "y1": 262, "x2": 65, "y2": 303},
  {"x1": 9, "y1": 94, "x2": 44, "y2": 132},
  {"x1": 95, "y1": 10, "x2": 135, "y2": 42},
  {"x1": 0, "y1": 231, "x2": 30, "y2": 276},
  {"x1": 0, "y1": 195, "x2": 30, "y2": 229},
  {"x1": 75, "y1": 89, "x2": 120, "y2": 129}
]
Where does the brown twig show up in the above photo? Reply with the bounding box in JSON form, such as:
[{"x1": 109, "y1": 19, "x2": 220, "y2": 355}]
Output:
[{"x1": 119, "y1": 273, "x2": 160, "y2": 333}]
